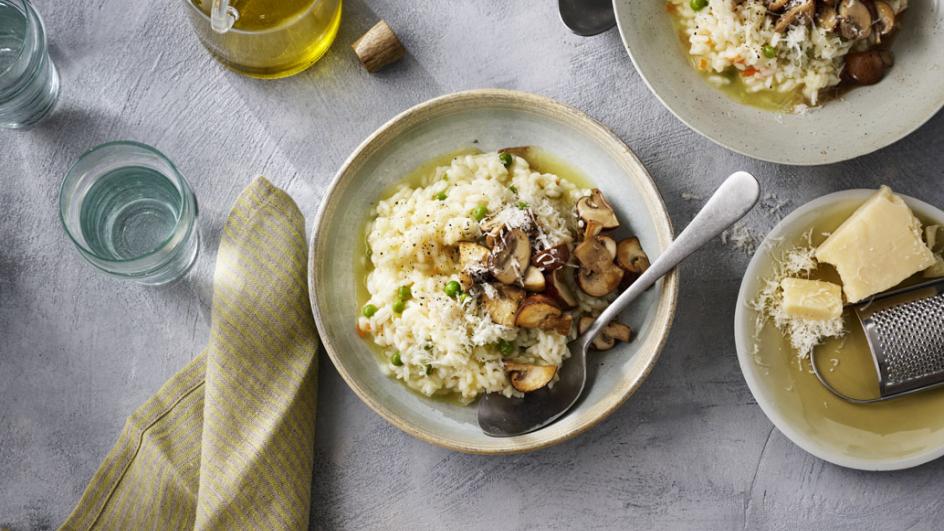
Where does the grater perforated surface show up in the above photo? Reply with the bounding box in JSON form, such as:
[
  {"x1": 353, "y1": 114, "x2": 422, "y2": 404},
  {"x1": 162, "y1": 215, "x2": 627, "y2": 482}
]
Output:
[{"x1": 869, "y1": 293, "x2": 944, "y2": 394}]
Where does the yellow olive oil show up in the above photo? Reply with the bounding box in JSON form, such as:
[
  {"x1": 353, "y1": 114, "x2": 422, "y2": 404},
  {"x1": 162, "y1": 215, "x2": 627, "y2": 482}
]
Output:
[
  {"x1": 187, "y1": 0, "x2": 341, "y2": 79},
  {"x1": 753, "y1": 204, "x2": 944, "y2": 461}
]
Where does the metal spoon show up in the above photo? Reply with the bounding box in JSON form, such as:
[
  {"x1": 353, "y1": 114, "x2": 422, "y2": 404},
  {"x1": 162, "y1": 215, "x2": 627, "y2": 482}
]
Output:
[
  {"x1": 558, "y1": 0, "x2": 616, "y2": 36},
  {"x1": 478, "y1": 171, "x2": 761, "y2": 437}
]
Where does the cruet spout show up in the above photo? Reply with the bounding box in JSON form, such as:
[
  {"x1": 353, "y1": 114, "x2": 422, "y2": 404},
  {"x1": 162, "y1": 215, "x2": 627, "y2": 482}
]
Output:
[{"x1": 211, "y1": 0, "x2": 238, "y2": 33}]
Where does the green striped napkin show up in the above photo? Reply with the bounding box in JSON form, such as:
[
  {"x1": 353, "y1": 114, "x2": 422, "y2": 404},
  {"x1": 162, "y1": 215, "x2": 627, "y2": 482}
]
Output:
[{"x1": 61, "y1": 177, "x2": 319, "y2": 530}]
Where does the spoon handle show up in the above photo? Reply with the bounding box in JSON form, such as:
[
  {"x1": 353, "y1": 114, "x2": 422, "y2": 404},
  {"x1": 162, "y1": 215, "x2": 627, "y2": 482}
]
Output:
[{"x1": 581, "y1": 171, "x2": 761, "y2": 347}]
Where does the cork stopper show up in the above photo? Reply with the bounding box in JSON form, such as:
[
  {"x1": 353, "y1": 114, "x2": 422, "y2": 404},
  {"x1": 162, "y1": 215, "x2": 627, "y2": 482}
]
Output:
[{"x1": 352, "y1": 20, "x2": 406, "y2": 73}]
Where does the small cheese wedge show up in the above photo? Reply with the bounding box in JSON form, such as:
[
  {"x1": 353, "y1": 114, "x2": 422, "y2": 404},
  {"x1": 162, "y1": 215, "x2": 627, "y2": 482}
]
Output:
[
  {"x1": 780, "y1": 278, "x2": 843, "y2": 321},
  {"x1": 815, "y1": 186, "x2": 936, "y2": 303}
]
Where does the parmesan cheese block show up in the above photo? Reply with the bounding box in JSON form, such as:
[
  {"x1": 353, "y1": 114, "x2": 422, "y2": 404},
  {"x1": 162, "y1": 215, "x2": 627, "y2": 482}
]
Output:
[
  {"x1": 815, "y1": 187, "x2": 936, "y2": 303},
  {"x1": 780, "y1": 278, "x2": 843, "y2": 321}
]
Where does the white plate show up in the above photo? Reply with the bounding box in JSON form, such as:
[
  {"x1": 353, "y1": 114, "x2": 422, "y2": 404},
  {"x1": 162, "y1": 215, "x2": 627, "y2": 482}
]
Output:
[
  {"x1": 735, "y1": 190, "x2": 944, "y2": 470},
  {"x1": 613, "y1": 0, "x2": 944, "y2": 165}
]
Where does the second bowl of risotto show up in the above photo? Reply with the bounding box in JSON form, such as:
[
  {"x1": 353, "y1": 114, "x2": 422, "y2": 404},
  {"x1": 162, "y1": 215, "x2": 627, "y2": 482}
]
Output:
[
  {"x1": 309, "y1": 89, "x2": 678, "y2": 453},
  {"x1": 614, "y1": 0, "x2": 944, "y2": 165}
]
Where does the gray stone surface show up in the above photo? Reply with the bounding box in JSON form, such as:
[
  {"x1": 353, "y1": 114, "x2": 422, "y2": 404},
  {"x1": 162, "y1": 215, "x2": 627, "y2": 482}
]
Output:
[{"x1": 1, "y1": 0, "x2": 943, "y2": 529}]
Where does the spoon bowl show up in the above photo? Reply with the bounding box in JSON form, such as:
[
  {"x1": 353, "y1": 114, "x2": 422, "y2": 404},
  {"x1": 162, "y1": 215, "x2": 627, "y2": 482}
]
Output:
[{"x1": 558, "y1": 0, "x2": 616, "y2": 36}]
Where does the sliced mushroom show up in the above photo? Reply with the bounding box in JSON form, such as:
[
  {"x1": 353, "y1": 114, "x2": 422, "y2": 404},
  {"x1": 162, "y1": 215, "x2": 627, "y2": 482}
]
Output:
[
  {"x1": 768, "y1": 0, "x2": 790, "y2": 11},
  {"x1": 504, "y1": 362, "x2": 557, "y2": 393},
  {"x1": 605, "y1": 322, "x2": 633, "y2": 343},
  {"x1": 873, "y1": 0, "x2": 895, "y2": 37},
  {"x1": 616, "y1": 237, "x2": 650, "y2": 275},
  {"x1": 522, "y1": 266, "x2": 546, "y2": 292},
  {"x1": 532, "y1": 244, "x2": 570, "y2": 272},
  {"x1": 545, "y1": 268, "x2": 579, "y2": 309},
  {"x1": 457, "y1": 241, "x2": 491, "y2": 289},
  {"x1": 817, "y1": 4, "x2": 839, "y2": 31},
  {"x1": 578, "y1": 317, "x2": 634, "y2": 351},
  {"x1": 576, "y1": 190, "x2": 619, "y2": 231},
  {"x1": 838, "y1": 0, "x2": 873, "y2": 40},
  {"x1": 574, "y1": 237, "x2": 624, "y2": 297},
  {"x1": 489, "y1": 228, "x2": 532, "y2": 285},
  {"x1": 514, "y1": 295, "x2": 572, "y2": 334},
  {"x1": 483, "y1": 284, "x2": 525, "y2": 327},
  {"x1": 599, "y1": 235, "x2": 617, "y2": 259},
  {"x1": 843, "y1": 50, "x2": 889, "y2": 85},
  {"x1": 773, "y1": 0, "x2": 814, "y2": 33}
]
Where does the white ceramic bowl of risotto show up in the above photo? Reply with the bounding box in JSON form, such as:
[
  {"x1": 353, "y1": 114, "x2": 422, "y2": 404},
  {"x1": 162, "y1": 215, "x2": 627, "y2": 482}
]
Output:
[
  {"x1": 613, "y1": 0, "x2": 944, "y2": 165},
  {"x1": 734, "y1": 190, "x2": 944, "y2": 470},
  {"x1": 308, "y1": 89, "x2": 678, "y2": 454}
]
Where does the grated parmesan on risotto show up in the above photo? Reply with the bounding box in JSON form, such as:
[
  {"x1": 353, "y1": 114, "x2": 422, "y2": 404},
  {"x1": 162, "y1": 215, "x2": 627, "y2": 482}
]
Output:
[
  {"x1": 669, "y1": 0, "x2": 853, "y2": 110},
  {"x1": 357, "y1": 152, "x2": 612, "y2": 401}
]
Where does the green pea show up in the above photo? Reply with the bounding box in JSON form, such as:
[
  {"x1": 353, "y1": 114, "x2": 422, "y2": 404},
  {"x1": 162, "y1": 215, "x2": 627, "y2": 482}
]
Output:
[
  {"x1": 509, "y1": 185, "x2": 518, "y2": 194},
  {"x1": 762, "y1": 44, "x2": 776, "y2": 58},
  {"x1": 516, "y1": 201, "x2": 529, "y2": 209},
  {"x1": 458, "y1": 293, "x2": 471, "y2": 304},
  {"x1": 471, "y1": 205, "x2": 489, "y2": 221},
  {"x1": 362, "y1": 304, "x2": 378, "y2": 318},
  {"x1": 392, "y1": 300, "x2": 406, "y2": 314},
  {"x1": 444, "y1": 280, "x2": 461, "y2": 298},
  {"x1": 497, "y1": 339, "x2": 515, "y2": 355},
  {"x1": 397, "y1": 285, "x2": 412, "y2": 301},
  {"x1": 435, "y1": 191, "x2": 447, "y2": 201},
  {"x1": 499, "y1": 152, "x2": 513, "y2": 167},
  {"x1": 391, "y1": 352, "x2": 403, "y2": 366},
  {"x1": 690, "y1": 0, "x2": 708, "y2": 10}
]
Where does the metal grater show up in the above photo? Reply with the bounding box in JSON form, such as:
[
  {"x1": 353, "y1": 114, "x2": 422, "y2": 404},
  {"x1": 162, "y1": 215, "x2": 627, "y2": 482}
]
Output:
[{"x1": 811, "y1": 278, "x2": 944, "y2": 404}]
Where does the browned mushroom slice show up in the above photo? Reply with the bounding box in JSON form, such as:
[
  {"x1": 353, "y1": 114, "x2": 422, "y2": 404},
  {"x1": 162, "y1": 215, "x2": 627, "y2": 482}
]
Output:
[
  {"x1": 838, "y1": 0, "x2": 873, "y2": 40},
  {"x1": 599, "y1": 235, "x2": 617, "y2": 260},
  {"x1": 483, "y1": 284, "x2": 525, "y2": 327},
  {"x1": 574, "y1": 237, "x2": 624, "y2": 297},
  {"x1": 522, "y1": 266, "x2": 546, "y2": 292},
  {"x1": 843, "y1": 50, "x2": 890, "y2": 85},
  {"x1": 577, "y1": 316, "x2": 616, "y2": 351},
  {"x1": 577, "y1": 317, "x2": 634, "y2": 351},
  {"x1": 576, "y1": 189, "x2": 619, "y2": 231},
  {"x1": 817, "y1": 4, "x2": 839, "y2": 30},
  {"x1": 515, "y1": 294, "x2": 561, "y2": 327},
  {"x1": 768, "y1": 0, "x2": 790, "y2": 10},
  {"x1": 504, "y1": 362, "x2": 557, "y2": 393},
  {"x1": 604, "y1": 322, "x2": 633, "y2": 343},
  {"x1": 545, "y1": 268, "x2": 578, "y2": 309},
  {"x1": 616, "y1": 237, "x2": 651, "y2": 275},
  {"x1": 873, "y1": 0, "x2": 895, "y2": 37},
  {"x1": 489, "y1": 228, "x2": 532, "y2": 285},
  {"x1": 773, "y1": 0, "x2": 814, "y2": 32},
  {"x1": 531, "y1": 244, "x2": 570, "y2": 271},
  {"x1": 457, "y1": 241, "x2": 491, "y2": 289}
]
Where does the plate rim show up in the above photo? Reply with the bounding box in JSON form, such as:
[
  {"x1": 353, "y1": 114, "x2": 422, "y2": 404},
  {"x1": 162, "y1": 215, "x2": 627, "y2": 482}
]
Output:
[
  {"x1": 733, "y1": 189, "x2": 944, "y2": 470},
  {"x1": 307, "y1": 88, "x2": 680, "y2": 454},
  {"x1": 612, "y1": 0, "x2": 944, "y2": 166}
]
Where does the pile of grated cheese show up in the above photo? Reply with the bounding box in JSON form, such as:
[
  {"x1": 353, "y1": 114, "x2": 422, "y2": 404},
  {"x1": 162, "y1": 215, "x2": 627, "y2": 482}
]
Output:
[{"x1": 749, "y1": 233, "x2": 846, "y2": 361}]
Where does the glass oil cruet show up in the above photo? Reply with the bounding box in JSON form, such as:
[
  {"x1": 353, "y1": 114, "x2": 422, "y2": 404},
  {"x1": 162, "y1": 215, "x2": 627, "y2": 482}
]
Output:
[{"x1": 185, "y1": 0, "x2": 342, "y2": 79}]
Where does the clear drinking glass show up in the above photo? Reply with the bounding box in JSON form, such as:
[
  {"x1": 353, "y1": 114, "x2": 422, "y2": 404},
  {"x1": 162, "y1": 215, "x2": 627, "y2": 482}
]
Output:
[
  {"x1": 59, "y1": 142, "x2": 200, "y2": 285},
  {"x1": 0, "y1": 0, "x2": 59, "y2": 129}
]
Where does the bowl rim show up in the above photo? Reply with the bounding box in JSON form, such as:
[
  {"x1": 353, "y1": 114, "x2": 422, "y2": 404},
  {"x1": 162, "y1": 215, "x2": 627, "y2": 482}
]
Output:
[
  {"x1": 612, "y1": 1, "x2": 944, "y2": 166},
  {"x1": 307, "y1": 88, "x2": 680, "y2": 454},
  {"x1": 734, "y1": 189, "x2": 944, "y2": 470}
]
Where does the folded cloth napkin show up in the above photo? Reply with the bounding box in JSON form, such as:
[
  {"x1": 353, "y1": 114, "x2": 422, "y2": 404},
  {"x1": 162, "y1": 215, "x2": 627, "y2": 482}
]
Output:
[{"x1": 61, "y1": 177, "x2": 319, "y2": 530}]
